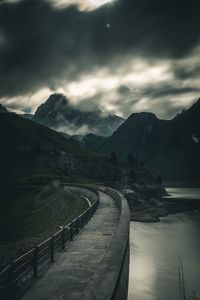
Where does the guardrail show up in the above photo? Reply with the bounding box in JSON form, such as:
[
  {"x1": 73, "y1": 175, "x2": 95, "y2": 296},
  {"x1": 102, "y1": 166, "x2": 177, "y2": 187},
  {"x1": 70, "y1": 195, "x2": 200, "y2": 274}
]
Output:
[
  {"x1": 0, "y1": 187, "x2": 99, "y2": 300},
  {"x1": 81, "y1": 187, "x2": 130, "y2": 300},
  {"x1": 103, "y1": 188, "x2": 130, "y2": 300}
]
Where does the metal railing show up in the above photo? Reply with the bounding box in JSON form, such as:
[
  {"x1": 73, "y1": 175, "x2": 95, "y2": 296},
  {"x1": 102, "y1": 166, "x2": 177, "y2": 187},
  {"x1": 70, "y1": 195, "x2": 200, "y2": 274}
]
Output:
[{"x1": 0, "y1": 190, "x2": 99, "y2": 300}]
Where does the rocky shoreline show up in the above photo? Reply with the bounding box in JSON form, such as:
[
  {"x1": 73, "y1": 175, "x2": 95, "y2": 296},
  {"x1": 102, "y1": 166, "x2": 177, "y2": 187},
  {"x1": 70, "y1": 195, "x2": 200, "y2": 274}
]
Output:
[{"x1": 123, "y1": 185, "x2": 200, "y2": 222}]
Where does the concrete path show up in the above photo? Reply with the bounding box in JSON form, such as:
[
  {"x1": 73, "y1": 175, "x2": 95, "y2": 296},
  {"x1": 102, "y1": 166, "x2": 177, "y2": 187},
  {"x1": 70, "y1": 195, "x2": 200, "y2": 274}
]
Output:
[{"x1": 21, "y1": 190, "x2": 120, "y2": 300}]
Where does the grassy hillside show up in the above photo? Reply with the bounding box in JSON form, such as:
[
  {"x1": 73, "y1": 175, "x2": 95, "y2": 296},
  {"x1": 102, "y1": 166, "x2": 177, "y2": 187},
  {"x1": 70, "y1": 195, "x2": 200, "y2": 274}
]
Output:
[
  {"x1": 0, "y1": 112, "x2": 156, "y2": 187},
  {"x1": 0, "y1": 113, "x2": 91, "y2": 267},
  {"x1": 0, "y1": 112, "x2": 96, "y2": 188},
  {"x1": 0, "y1": 186, "x2": 87, "y2": 268}
]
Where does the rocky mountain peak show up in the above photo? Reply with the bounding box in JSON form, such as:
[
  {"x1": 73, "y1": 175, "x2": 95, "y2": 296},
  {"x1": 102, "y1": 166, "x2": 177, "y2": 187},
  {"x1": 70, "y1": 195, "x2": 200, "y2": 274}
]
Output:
[
  {"x1": 0, "y1": 104, "x2": 8, "y2": 113},
  {"x1": 193, "y1": 97, "x2": 200, "y2": 109},
  {"x1": 47, "y1": 93, "x2": 68, "y2": 105},
  {"x1": 33, "y1": 93, "x2": 69, "y2": 120},
  {"x1": 38, "y1": 93, "x2": 68, "y2": 111},
  {"x1": 127, "y1": 112, "x2": 158, "y2": 124},
  {"x1": 32, "y1": 93, "x2": 124, "y2": 136}
]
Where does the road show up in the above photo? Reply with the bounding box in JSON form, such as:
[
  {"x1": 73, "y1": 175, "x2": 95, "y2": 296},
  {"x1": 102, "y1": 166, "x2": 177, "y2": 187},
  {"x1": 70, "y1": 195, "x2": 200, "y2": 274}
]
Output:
[{"x1": 21, "y1": 189, "x2": 120, "y2": 300}]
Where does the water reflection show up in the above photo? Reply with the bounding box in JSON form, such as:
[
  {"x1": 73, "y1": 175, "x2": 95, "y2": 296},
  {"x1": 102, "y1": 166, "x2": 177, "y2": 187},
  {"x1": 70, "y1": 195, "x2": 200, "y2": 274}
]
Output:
[
  {"x1": 129, "y1": 189, "x2": 200, "y2": 300},
  {"x1": 166, "y1": 187, "x2": 200, "y2": 200}
]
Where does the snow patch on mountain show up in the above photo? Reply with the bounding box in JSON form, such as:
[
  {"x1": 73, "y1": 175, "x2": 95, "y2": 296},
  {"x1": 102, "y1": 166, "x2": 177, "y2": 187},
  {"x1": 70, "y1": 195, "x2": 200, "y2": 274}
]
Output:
[{"x1": 191, "y1": 134, "x2": 199, "y2": 143}]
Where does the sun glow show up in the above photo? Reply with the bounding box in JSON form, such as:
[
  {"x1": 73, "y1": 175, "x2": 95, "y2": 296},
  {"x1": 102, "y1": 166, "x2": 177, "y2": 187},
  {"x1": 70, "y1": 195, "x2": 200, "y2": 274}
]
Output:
[
  {"x1": 49, "y1": 0, "x2": 116, "y2": 11},
  {"x1": 90, "y1": 0, "x2": 115, "y2": 8}
]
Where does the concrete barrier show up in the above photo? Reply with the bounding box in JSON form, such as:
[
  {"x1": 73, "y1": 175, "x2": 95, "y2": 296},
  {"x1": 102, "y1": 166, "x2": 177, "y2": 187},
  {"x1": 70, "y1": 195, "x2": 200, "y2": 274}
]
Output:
[{"x1": 81, "y1": 187, "x2": 130, "y2": 300}]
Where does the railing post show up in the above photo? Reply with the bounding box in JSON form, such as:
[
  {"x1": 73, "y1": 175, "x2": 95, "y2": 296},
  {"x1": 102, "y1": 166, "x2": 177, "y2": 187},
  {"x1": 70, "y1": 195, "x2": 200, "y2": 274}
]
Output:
[
  {"x1": 76, "y1": 218, "x2": 79, "y2": 234},
  {"x1": 86, "y1": 211, "x2": 88, "y2": 224},
  {"x1": 50, "y1": 236, "x2": 54, "y2": 262},
  {"x1": 33, "y1": 246, "x2": 38, "y2": 278},
  {"x1": 70, "y1": 223, "x2": 73, "y2": 241},
  {"x1": 7, "y1": 261, "x2": 14, "y2": 299},
  {"x1": 61, "y1": 228, "x2": 65, "y2": 250}
]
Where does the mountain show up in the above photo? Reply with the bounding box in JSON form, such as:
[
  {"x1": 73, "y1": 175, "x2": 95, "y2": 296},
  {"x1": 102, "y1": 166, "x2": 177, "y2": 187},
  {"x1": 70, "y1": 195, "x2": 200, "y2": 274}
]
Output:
[
  {"x1": 21, "y1": 113, "x2": 34, "y2": 120},
  {"x1": 0, "y1": 104, "x2": 8, "y2": 113},
  {"x1": 82, "y1": 133, "x2": 107, "y2": 151},
  {"x1": 33, "y1": 93, "x2": 124, "y2": 136},
  {"x1": 99, "y1": 99, "x2": 200, "y2": 184},
  {"x1": 0, "y1": 112, "x2": 159, "y2": 190}
]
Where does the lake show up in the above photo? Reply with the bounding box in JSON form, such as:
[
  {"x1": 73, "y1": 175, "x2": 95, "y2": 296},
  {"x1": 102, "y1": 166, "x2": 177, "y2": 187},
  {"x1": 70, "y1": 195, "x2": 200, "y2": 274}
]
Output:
[{"x1": 128, "y1": 188, "x2": 200, "y2": 300}]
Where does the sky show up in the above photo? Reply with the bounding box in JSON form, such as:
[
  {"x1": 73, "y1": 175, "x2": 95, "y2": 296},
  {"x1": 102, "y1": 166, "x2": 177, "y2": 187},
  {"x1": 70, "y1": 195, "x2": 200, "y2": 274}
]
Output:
[{"x1": 0, "y1": 0, "x2": 200, "y2": 119}]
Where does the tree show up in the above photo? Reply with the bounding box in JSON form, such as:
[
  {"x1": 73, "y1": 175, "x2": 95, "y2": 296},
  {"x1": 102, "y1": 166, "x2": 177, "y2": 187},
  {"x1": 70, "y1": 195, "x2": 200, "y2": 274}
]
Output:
[
  {"x1": 130, "y1": 169, "x2": 135, "y2": 180},
  {"x1": 134, "y1": 158, "x2": 139, "y2": 166},
  {"x1": 140, "y1": 161, "x2": 144, "y2": 167},
  {"x1": 126, "y1": 153, "x2": 134, "y2": 165},
  {"x1": 157, "y1": 174, "x2": 162, "y2": 185},
  {"x1": 110, "y1": 150, "x2": 118, "y2": 164}
]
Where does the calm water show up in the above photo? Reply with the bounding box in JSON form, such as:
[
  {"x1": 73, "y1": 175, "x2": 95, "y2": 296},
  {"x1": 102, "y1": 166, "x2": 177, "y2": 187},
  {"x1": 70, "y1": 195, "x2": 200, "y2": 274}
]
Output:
[
  {"x1": 129, "y1": 188, "x2": 200, "y2": 300},
  {"x1": 165, "y1": 187, "x2": 200, "y2": 200}
]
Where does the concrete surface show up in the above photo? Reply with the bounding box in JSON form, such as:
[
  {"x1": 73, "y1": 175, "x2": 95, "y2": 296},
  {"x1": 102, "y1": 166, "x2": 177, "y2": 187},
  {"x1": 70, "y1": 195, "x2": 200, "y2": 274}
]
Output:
[{"x1": 21, "y1": 190, "x2": 120, "y2": 300}]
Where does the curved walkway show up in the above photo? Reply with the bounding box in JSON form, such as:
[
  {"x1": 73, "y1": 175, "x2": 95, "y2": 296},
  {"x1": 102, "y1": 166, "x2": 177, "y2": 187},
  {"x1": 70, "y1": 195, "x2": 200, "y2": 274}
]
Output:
[{"x1": 21, "y1": 189, "x2": 120, "y2": 300}]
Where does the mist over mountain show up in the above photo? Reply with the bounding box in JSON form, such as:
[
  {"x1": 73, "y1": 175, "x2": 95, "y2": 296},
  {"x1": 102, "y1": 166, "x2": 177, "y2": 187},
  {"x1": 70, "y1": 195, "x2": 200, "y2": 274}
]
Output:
[
  {"x1": 2, "y1": 94, "x2": 200, "y2": 184},
  {"x1": 21, "y1": 113, "x2": 34, "y2": 120},
  {"x1": 32, "y1": 93, "x2": 124, "y2": 136},
  {"x1": 98, "y1": 99, "x2": 200, "y2": 184},
  {"x1": 0, "y1": 104, "x2": 8, "y2": 113}
]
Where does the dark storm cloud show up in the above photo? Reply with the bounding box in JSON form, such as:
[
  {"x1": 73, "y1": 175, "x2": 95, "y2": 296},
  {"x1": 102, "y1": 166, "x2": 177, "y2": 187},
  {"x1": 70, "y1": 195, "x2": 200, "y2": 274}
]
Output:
[
  {"x1": 117, "y1": 85, "x2": 132, "y2": 95},
  {"x1": 112, "y1": 80, "x2": 200, "y2": 119},
  {"x1": 116, "y1": 83, "x2": 200, "y2": 102},
  {"x1": 1, "y1": 0, "x2": 200, "y2": 99},
  {"x1": 142, "y1": 85, "x2": 200, "y2": 99},
  {"x1": 0, "y1": 0, "x2": 88, "y2": 97},
  {"x1": 174, "y1": 66, "x2": 200, "y2": 80},
  {"x1": 1, "y1": 0, "x2": 200, "y2": 122},
  {"x1": 5, "y1": 101, "x2": 32, "y2": 113}
]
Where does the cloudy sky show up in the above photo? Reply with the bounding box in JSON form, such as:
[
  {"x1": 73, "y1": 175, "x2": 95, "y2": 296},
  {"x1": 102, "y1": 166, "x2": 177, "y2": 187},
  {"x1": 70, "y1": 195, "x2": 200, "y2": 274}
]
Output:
[{"x1": 0, "y1": 0, "x2": 200, "y2": 119}]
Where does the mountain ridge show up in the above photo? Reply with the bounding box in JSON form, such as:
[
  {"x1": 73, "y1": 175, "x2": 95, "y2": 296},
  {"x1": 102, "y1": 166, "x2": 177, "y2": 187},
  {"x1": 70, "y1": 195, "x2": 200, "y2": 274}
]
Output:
[
  {"x1": 0, "y1": 104, "x2": 8, "y2": 113},
  {"x1": 0, "y1": 112, "x2": 159, "y2": 189},
  {"x1": 32, "y1": 93, "x2": 124, "y2": 136},
  {"x1": 98, "y1": 99, "x2": 200, "y2": 183}
]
